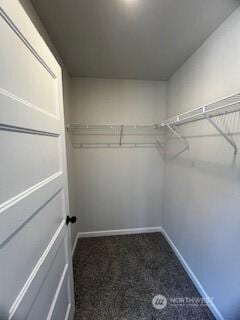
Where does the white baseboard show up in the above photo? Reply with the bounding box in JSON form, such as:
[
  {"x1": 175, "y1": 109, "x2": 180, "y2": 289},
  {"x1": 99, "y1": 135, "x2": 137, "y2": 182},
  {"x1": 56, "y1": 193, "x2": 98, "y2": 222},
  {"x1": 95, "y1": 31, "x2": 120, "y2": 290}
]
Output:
[
  {"x1": 72, "y1": 225, "x2": 223, "y2": 320},
  {"x1": 77, "y1": 226, "x2": 163, "y2": 239},
  {"x1": 72, "y1": 226, "x2": 162, "y2": 256},
  {"x1": 161, "y1": 228, "x2": 224, "y2": 320}
]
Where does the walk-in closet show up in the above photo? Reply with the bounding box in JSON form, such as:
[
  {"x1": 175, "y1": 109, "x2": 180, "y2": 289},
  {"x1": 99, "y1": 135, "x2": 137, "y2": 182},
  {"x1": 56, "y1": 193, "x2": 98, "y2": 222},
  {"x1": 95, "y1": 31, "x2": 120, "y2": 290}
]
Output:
[{"x1": 1, "y1": 0, "x2": 240, "y2": 319}]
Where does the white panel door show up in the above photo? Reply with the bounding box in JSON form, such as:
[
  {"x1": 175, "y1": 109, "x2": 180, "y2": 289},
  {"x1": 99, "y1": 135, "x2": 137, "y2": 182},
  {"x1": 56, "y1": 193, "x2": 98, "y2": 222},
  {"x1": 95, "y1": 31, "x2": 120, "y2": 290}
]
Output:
[{"x1": 0, "y1": 1, "x2": 75, "y2": 320}]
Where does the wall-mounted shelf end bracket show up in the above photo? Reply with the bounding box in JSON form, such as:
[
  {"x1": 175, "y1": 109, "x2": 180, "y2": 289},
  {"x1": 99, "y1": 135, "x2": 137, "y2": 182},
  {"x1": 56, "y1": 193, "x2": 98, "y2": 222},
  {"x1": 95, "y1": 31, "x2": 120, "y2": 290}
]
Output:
[
  {"x1": 163, "y1": 123, "x2": 190, "y2": 150},
  {"x1": 206, "y1": 117, "x2": 238, "y2": 155}
]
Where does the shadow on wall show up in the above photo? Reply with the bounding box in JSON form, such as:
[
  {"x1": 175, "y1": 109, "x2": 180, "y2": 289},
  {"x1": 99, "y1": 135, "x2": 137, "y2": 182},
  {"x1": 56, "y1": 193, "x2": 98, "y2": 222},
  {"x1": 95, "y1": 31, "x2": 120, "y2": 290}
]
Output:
[{"x1": 164, "y1": 154, "x2": 240, "y2": 181}]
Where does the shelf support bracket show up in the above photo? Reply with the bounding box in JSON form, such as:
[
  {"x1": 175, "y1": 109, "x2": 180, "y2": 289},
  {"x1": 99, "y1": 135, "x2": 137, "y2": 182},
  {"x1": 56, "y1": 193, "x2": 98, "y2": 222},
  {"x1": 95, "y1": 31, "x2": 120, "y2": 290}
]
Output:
[
  {"x1": 119, "y1": 125, "x2": 124, "y2": 146},
  {"x1": 207, "y1": 117, "x2": 237, "y2": 154},
  {"x1": 166, "y1": 124, "x2": 189, "y2": 150}
]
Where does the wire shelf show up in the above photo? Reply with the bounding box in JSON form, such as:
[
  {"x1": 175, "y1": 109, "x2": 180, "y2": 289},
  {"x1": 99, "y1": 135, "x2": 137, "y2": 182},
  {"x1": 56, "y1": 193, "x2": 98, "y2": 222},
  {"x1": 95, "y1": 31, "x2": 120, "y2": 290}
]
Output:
[
  {"x1": 67, "y1": 123, "x2": 165, "y2": 149},
  {"x1": 159, "y1": 92, "x2": 240, "y2": 154},
  {"x1": 67, "y1": 93, "x2": 240, "y2": 152},
  {"x1": 160, "y1": 93, "x2": 240, "y2": 127}
]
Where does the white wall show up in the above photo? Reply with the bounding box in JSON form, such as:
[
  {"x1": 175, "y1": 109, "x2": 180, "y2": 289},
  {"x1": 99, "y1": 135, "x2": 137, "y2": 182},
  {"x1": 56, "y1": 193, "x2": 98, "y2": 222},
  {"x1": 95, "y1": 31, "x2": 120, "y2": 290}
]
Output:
[
  {"x1": 164, "y1": 8, "x2": 240, "y2": 320},
  {"x1": 19, "y1": 0, "x2": 77, "y2": 245},
  {"x1": 69, "y1": 78, "x2": 166, "y2": 232}
]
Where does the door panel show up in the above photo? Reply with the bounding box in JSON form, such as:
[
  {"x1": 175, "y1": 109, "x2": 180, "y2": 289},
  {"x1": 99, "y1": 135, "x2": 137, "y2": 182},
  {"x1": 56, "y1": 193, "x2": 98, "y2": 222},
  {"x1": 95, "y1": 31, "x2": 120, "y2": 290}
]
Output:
[
  {"x1": 0, "y1": 172, "x2": 63, "y2": 246},
  {"x1": 0, "y1": 91, "x2": 60, "y2": 134},
  {"x1": 1, "y1": 190, "x2": 64, "y2": 305},
  {"x1": 20, "y1": 239, "x2": 67, "y2": 320},
  {"x1": 0, "y1": 12, "x2": 57, "y2": 116},
  {"x1": 0, "y1": 1, "x2": 75, "y2": 320},
  {"x1": 0, "y1": 131, "x2": 60, "y2": 203},
  {"x1": 8, "y1": 222, "x2": 66, "y2": 320},
  {"x1": 49, "y1": 269, "x2": 71, "y2": 320}
]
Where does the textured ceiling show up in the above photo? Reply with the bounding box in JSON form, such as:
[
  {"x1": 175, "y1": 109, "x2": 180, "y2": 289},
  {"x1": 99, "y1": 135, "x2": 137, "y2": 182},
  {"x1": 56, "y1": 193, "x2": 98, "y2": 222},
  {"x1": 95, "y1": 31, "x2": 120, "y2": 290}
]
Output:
[{"x1": 31, "y1": 0, "x2": 239, "y2": 80}]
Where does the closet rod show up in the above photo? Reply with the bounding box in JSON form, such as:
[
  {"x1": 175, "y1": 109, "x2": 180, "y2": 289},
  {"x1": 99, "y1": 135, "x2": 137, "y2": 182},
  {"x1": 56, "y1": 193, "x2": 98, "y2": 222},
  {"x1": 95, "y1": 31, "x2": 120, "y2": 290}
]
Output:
[
  {"x1": 72, "y1": 142, "x2": 160, "y2": 149},
  {"x1": 67, "y1": 123, "x2": 159, "y2": 130},
  {"x1": 69, "y1": 133, "x2": 165, "y2": 136}
]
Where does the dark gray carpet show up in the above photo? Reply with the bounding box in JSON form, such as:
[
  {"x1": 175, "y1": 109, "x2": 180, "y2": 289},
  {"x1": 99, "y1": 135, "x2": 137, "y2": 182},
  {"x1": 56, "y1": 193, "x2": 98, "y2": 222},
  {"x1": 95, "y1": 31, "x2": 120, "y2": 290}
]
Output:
[{"x1": 73, "y1": 233, "x2": 215, "y2": 320}]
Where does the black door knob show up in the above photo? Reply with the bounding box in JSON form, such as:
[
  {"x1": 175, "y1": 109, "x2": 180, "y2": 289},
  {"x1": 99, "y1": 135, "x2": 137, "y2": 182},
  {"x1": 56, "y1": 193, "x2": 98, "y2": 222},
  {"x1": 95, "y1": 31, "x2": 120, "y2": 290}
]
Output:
[{"x1": 66, "y1": 215, "x2": 77, "y2": 225}]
